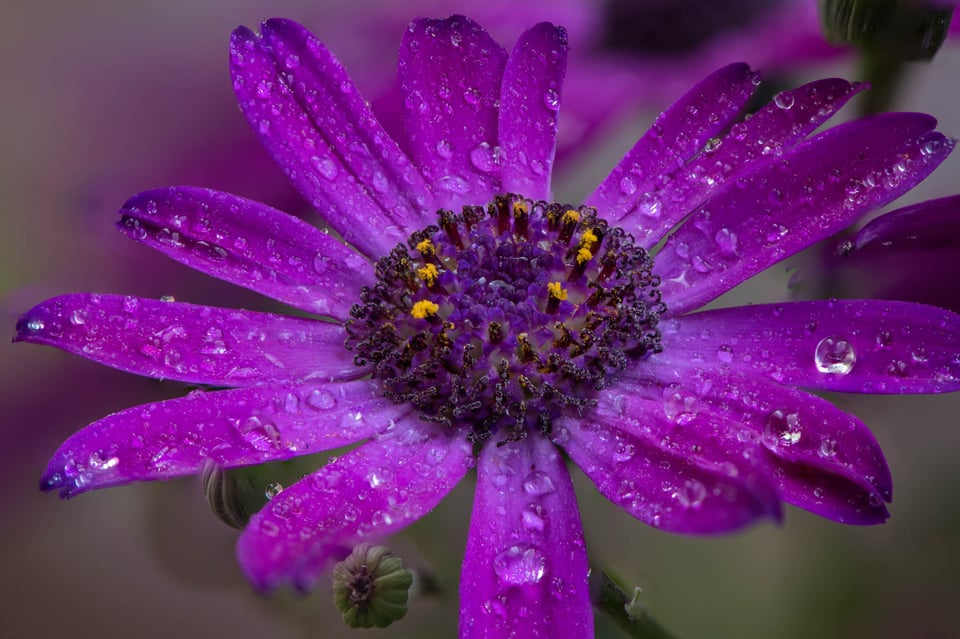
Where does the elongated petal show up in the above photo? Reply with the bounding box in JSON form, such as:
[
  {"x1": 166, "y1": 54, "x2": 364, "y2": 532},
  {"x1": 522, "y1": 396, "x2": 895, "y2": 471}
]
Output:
[
  {"x1": 40, "y1": 380, "x2": 403, "y2": 498},
  {"x1": 657, "y1": 300, "x2": 960, "y2": 393},
  {"x1": 230, "y1": 22, "x2": 424, "y2": 258},
  {"x1": 556, "y1": 395, "x2": 781, "y2": 534},
  {"x1": 119, "y1": 186, "x2": 371, "y2": 318},
  {"x1": 398, "y1": 15, "x2": 507, "y2": 207},
  {"x1": 14, "y1": 294, "x2": 360, "y2": 386},
  {"x1": 618, "y1": 370, "x2": 890, "y2": 524},
  {"x1": 655, "y1": 113, "x2": 953, "y2": 313},
  {"x1": 829, "y1": 194, "x2": 960, "y2": 310},
  {"x1": 237, "y1": 423, "x2": 473, "y2": 592},
  {"x1": 498, "y1": 22, "x2": 567, "y2": 200},
  {"x1": 586, "y1": 63, "x2": 759, "y2": 223},
  {"x1": 460, "y1": 437, "x2": 591, "y2": 639},
  {"x1": 633, "y1": 78, "x2": 867, "y2": 243}
]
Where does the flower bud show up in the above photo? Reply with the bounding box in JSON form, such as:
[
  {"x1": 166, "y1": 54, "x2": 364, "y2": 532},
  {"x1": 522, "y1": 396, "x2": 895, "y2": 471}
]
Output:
[{"x1": 332, "y1": 543, "x2": 414, "y2": 628}]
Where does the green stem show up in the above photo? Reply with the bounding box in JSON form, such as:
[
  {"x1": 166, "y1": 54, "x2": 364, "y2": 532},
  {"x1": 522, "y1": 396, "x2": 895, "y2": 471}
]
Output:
[{"x1": 589, "y1": 570, "x2": 677, "y2": 639}]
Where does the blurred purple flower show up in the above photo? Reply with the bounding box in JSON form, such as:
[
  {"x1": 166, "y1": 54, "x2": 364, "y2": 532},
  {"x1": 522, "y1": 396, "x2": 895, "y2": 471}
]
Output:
[
  {"x1": 822, "y1": 195, "x2": 960, "y2": 311},
  {"x1": 15, "y1": 15, "x2": 960, "y2": 638}
]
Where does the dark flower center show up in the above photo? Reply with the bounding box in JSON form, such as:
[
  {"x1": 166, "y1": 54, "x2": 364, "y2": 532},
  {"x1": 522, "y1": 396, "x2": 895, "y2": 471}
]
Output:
[
  {"x1": 602, "y1": 0, "x2": 780, "y2": 55},
  {"x1": 346, "y1": 195, "x2": 665, "y2": 444}
]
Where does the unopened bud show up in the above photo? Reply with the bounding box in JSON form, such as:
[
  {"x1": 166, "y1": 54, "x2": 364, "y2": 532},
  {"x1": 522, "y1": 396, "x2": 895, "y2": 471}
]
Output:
[{"x1": 332, "y1": 543, "x2": 414, "y2": 628}]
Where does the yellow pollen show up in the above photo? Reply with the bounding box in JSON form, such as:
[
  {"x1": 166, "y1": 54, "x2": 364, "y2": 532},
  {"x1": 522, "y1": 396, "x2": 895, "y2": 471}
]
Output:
[
  {"x1": 561, "y1": 209, "x2": 580, "y2": 225},
  {"x1": 417, "y1": 263, "x2": 440, "y2": 286},
  {"x1": 580, "y1": 228, "x2": 598, "y2": 247},
  {"x1": 415, "y1": 238, "x2": 435, "y2": 256},
  {"x1": 576, "y1": 247, "x2": 593, "y2": 264},
  {"x1": 547, "y1": 281, "x2": 569, "y2": 301},
  {"x1": 513, "y1": 201, "x2": 529, "y2": 216},
  {"x1": 411, "y1": 300, "x2": 440, "y2": 319}
]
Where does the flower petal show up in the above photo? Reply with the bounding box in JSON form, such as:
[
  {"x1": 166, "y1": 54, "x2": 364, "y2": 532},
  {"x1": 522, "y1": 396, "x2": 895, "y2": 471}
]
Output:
[
  {"x1": 230, "y1": 22, "x2": 425, "y2": 258},
  {"x1": 557, "y1": 395, "x2": 781, "y2": 534},
  {"x1": 633, "y1": 78, "x2": 867, "y2": 244},
  {"x1": 618, "y1": 371, "x2": 890, "y2": 524},
  {"x1": 657, "y1": 300, "x2": 960, "y2": 393},
  {"x1": 459, "y1": 437, "x2": 592, "y2": 639},
  {"x1": 118, "y1": 186, "x2": 372, "y2": 319},
  {"x1": 14, "y1": 294, "x2": 361, "y2": 386},
  {"x1": 585, "y1": 63, "x2": 759, "y2": 224},
  {"x1": 237, "y1": 423, "x2": 473, "y2": 592},
  {"x1": 398, "y1": 15, "x2": 508, "y2": 207},
  {"x1": 40, "y1": 380, "x2": 403, "y2": 498},
  {"x1": 498, "y1": 22, "x2": 568, "y2": 200},
  {"x1": 655, "y1": 113, "x2": 953, "y2": 313}
]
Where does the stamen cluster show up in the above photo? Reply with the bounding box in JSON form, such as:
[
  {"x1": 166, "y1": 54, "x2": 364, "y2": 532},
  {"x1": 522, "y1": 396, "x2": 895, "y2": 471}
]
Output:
[{"x1": 346, "y1": 195, "x2": 665, "y2": 444}]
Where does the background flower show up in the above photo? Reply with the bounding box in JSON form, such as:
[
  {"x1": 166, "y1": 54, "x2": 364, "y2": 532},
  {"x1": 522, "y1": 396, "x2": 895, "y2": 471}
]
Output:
[{"x1": 4, "y1": 2, "x2": 960, "y2": 639}]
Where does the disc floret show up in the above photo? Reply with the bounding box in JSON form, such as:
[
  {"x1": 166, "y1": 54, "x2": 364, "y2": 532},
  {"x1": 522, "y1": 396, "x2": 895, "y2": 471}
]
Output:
[{"x1": 347, "y1": 195, "x2": 665, "y2": 444}]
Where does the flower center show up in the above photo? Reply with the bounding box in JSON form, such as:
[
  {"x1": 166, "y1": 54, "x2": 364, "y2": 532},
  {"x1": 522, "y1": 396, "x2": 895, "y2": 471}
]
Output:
[{"x1": 346, "y1": 195, "x2": 665, "y2": 444}]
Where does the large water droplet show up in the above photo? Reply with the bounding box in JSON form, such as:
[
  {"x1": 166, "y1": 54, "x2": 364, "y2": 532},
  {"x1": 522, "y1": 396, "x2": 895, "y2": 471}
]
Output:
[
  {"x1": 493, "y1": 544, "x2": 546, "y2": 586},
  {"x1": 764, "y1": 409, "x2": 802, "y2": 446},
  {"x1": 238, "y1": 416, "x2": 283, "y2": 451},
  {"x1": 522, "y1": 471, "x2": 556, "y2": 496},
  {"x1": 814, "y1": 336, "x2": 856, "y2": 375},
  {"x1": 265, "y1": 482, "x2": 283, "y2": 499},
  {"x1": 306, "y1": 388, "x2": 336, "y2": 410},
  {"x1": 310, "y1": 156, "x2": 339, "y2": 181},
  {"x1": 773, "y1": 91, "x2": 795, "y2": 110}
]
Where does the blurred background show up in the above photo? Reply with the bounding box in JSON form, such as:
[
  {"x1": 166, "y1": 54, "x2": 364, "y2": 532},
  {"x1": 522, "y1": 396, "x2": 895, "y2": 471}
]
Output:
[{"x1": 2, "y1": 1, "x2": 959, "y2": 637}]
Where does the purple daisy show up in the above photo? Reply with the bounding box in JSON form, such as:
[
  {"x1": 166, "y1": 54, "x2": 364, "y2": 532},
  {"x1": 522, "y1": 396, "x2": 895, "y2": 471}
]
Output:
[{"x1": 15, "y1": 15, "x2": 960, "y2": 637}]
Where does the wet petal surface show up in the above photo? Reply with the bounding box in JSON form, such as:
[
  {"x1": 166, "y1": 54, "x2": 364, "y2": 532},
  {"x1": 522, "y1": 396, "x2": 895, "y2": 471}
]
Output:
[
  {"x1": 119, "y1": 186, "x2": 372, "y2": 319},
  {"x1": 498, "y1": 22, "x2": 568, "y2": 200},
  {"x1": 657, "y1": 300, "x2": 960, "y2": 394},
  {"x1": 41, "y1": 380, "x2": 403, "y2": 498},
  {"x1": 655, "y1": 113, "x2": 952, "y2": 313},
  {"x1": 460, "y1": 437, "x2": 592, "y2": 639},
  {"x1": 398, "y1": 15, "x2": 508, "y2": 207},
  {"x1": 15, "y1": 294, "x2": 360, "y2": 386},
  {"x1": 238, "y1": 423, "x2": 473, "y2": 592}
]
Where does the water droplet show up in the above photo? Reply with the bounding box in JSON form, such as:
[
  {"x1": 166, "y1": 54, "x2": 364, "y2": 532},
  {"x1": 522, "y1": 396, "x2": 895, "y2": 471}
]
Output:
[
  {"x1": 160, "y1": 295, "x2": 175, "y2": 303},
  {"x1": 24, "y1": 318, "x2": 45, "y2": 332},
  {"x1": 619, "y1": 175, "x2": 637, "y2": 195},
  {"x1": 469, "y1": 142, "x2": 498, "y2": 172},
  {"x1": 716, "y1": 344, "x2": 734, "y2": 364},
  {"x1": 521, "y1": 506, "x2": 546, "y2": 532},
  {"x1": 814, "y1": 336, "x2": 856, "y2": 375},
  {"x1": 70, "y1": 308, "x2": 89, "y2": 326},
  {"x1": 675, "y1": 479, "x2": 707, "y2": 508},
  {"x1": 919, "y1": 134, "x2": 943, "y2": 156},
  {"x1": 310, "y1": 155, "x2": 339, "y2": 181},
  {"x1": 265, "y1": 482, "x2": 283, "y2": 499},
  {"x1": 764, "y1": 409, "x2": 802, "y2": 446},
  {"x1": 522, "y1": 471, "x2": 556, "y2": 496},
  {"x1": 543, "y1": 88, "x2": 560, "y2": 111},
  {"x1": 463, "y1": 87, "x2": 481, "y2": 106},
  {"x1": 714, "y1": 228, "x2": 738, "y2": 256},
  {"x1": 306, "y1": 388, "x2": 336, "y2": 410},
  {"x1": 773, "y1": 91, "x2": 795, "y2": 110},
  {"x1": 613, "y1": 442, "x2": 636, "y2": 462},
  {"x1": 493, "y1": 544, "x2": 546, "y2": 585},
  {"x1": 237, "y1": 416, "x2": 283, "y2": 451},
  {"x1": 876, "y1": 331, "x2": 892, "y2": 348},
  {"x1": 818, "y1": 438, "x2": 837, "y2": 458},
  {"x1": 435, "y1": 139, "x2": 453, "y2": 159}
]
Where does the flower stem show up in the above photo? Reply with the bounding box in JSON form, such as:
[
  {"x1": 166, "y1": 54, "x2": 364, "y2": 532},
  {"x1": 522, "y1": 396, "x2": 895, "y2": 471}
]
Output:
[{"x1": 589, "y1": 570, "x2": 677, "y2": 639}]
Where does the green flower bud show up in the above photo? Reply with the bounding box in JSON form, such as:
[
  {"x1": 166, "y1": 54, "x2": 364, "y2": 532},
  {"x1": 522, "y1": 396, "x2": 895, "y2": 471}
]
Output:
[{"x1": 332, "y1": 543, "x2": 414, "y2": 629}]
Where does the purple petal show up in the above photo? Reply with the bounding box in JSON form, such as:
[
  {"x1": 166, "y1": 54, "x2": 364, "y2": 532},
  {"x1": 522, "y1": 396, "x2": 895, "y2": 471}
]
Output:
[
  {"x1": 40, "y1": 380, "x2": 403, "y2": 498},
  {"x1": 617, "y1": 371, "x2": 890, "y2": 524},
  {"x1": 398, "y1": 16, "x2": 508, "y2": 208},
  {"x1": 585, "y1": 63, "x2": 759, "y2": 224},
  {"x1": 657, "y1": 300, "x2": 960, "y2": 393},
  {"x1": 230, "y1": 22, "x2": 428, "y2": 258},
  {"x1": 556, "y1": 395, "x2": 782, "y2": 534},
  {"x1": 459, "y1": 437, "x2": 592, "y2": 639},
  {"x1": 237, "y1": 423, "x2": 473, "y2": 592},
  {"x1": 637, "y1": 78, "x2": 867, "y2": 242},
  {"x1": 15, "y1": 294, "x2": 361, "y2": 386},
  {"x1": 655, "y1": 113, "x2": 953, "y2": 313},
  {"x1": 498, "y1": 22, "x2": 568, "y2": 200},
  {"x1": 830, "y1": 195, "x2": 960, "y2": 311},
  {"x1": 119, "y1": 186, "x2": 372, "y2": 319}
]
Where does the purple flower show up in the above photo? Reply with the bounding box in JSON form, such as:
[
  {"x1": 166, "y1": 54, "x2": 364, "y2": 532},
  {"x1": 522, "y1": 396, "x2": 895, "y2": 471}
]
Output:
[{"x1": 15, "y1": 15, "x2": 960, "y2": 637}]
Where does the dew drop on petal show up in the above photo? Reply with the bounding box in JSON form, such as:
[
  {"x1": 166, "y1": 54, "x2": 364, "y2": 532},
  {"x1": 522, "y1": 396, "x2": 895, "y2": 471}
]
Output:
[
  {"x1": 306, "y1": 389, "x2": 336, "y2": 410},
  {"x1": 773, "y1": 91, "x2": 795, "y2": 110},
  {"x1": 265, "y1": 482, "x2": 283, "y2": 499},
  {"x1": 764, "y1": 409, "x2": 802, "y2": 446},
  {"x1": 522, "y1": 470, "x2": 556, "y2": 496},
  {"x1": 814, "y1": 336, "x2": 856, "y2": 375},
  {"x1": 493, "y1": 544, "x2": 546, "y2": 586},
  {"x1": 818, "y1": 438, "x2": 837, "y2": 458},
  {"x1": 675, "y1": 479, "x2": 707, "y2": 508}
]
